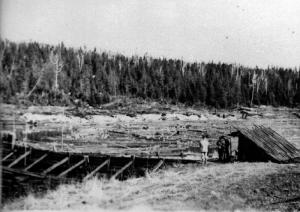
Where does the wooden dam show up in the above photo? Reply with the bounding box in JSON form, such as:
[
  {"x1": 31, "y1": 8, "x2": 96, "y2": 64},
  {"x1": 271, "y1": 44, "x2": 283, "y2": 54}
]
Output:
[{"x1": 1, "y1": 135, "x2": 201, "y2": 202}]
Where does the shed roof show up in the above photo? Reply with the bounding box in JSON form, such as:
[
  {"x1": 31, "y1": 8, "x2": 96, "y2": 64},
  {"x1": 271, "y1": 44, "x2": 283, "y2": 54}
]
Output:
[{"x1": 234, "y1": 125, "x2": 300, "y2": 163}]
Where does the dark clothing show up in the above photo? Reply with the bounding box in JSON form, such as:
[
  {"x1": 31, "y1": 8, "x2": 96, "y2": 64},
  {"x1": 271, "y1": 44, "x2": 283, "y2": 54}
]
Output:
[
  {"x1": 224, "y1": 138, "x2": 231, "y2": 162},
  {"x1": 217, "y1": 139, "x2": 225, "y2": 161},
  {"x1": 217, "y1": 137, "x2": 231, "y2": 162}
]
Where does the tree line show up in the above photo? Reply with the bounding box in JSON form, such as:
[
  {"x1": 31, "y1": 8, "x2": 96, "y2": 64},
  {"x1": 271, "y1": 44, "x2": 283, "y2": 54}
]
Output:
[{"x1": 1, "y1": 39, "x2": 300, "y2": 108}]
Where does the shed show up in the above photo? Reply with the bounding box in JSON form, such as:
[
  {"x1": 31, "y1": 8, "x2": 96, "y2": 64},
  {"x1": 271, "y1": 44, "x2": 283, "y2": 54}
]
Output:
[{"x1": 230, "y1": 125, "x2": 300, "y2": 163}]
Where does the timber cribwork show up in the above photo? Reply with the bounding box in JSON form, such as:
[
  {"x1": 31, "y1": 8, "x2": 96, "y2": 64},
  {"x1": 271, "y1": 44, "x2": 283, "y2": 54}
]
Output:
[{"x1": 1, "y1": 141, "x2": 200, "y2": 202}]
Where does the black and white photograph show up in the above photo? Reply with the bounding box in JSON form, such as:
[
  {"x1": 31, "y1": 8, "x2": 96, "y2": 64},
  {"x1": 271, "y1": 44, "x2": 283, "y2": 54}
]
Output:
[{"x1": 0, "y1": 0, "x2": 300, "y2": 211}]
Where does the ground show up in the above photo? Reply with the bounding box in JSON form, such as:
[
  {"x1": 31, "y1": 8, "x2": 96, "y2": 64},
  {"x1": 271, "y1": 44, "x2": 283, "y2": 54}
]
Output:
[
  {"x1": 1, "y1": 100, "x2": 300, "y2": 211},
  {"x1": 3, "y1": 162, "x2": 300, "y2": 211}
]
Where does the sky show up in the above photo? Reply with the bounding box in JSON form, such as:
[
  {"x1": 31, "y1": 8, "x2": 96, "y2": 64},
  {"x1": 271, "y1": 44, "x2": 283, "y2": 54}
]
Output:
[{"x1": 1, "y1": 0, "x2": 300, "y2": 68}]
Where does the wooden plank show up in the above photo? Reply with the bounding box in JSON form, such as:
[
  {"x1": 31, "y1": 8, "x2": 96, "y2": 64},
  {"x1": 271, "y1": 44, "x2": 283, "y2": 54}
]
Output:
[
  {"x1": 242, "y1": 128, "x2": 278, "y2": 158},
  {"x1": 42, "y1": 157, "x2": 69, "y2": 175},
  {"x1": 24, "y1": 154, "x2": 48, "y2": 171},
  {"x1": 2, "y1": 152, "x2": 14, "y2": 161},
  {"x1": 151, "y1": 159, "x2": 164, "y2": 173},
  {"x1": 252, "y1": 125, "x2": 297, "y2": 160},
  {"x1": 8, "y1": 151, "x2": 31, "y2": 168},
  {"x1": 111, "y1": 159, "x2": 134, "y2": 180},
  {"x1": 57, "y1": 158, "x2": 86, "y2": 177},
  {"x1": 248, "y1": 128, "x2": 284, "y2": 157},
  {"x1": 240, "y1": 128, "x2": 282, "y2": 161},
  {"x1": 255, "y1": 127, "x2": 291, "y2": 159},
  {"x1": 83, "y1": 159, "x2": 110, "y2": 181},
  {"x1": 264, "y1": 126, "x2": 299, "y2": 154}
]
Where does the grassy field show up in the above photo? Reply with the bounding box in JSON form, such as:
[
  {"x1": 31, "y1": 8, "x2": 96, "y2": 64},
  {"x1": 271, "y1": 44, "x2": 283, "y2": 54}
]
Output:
[{"x1": 3, "y1": 162, "x2": 300, "y2": 211}]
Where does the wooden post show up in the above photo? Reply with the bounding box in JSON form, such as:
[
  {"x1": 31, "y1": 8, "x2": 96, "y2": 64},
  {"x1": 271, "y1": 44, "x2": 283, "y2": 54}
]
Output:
[
  {"x1": 83, "y1": 159, "x2": 110, "y2": 181},
  {"x1": 42, "y1": 157, "x2": 69, "y2": 175},
  {"x1": 57, "y1": 157, "x2": 86, "y2": 177},
  {"x1": 2, "y1": 152, "x2": 14, "y2": 162},
  {"x1": 24, "y1": 154, "x2": 48, "y2": 171},
  {"x1": 12, "y1": 112, "x2": 16, "y2": 149},
  {"x1": 111, "y1": 158, "x2": 134, "y2": 180},
  {"x1": 61, "y1": 107, "x2": 64, "y2": 150},
  {"x1": 151, "y1": 159, "x2": 164, "y2": 173},
  {"x1": 8, "y1": 151, "x2": 31, "y2": 168},
  {"x1": 0, "y1": 134, "x2": 2, "y2": 206}
]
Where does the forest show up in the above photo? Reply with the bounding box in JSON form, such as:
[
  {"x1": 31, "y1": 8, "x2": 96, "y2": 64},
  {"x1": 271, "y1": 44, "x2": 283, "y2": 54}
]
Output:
[{"x1": 1, "y1": 39, "x2": 300, "y2": 108}]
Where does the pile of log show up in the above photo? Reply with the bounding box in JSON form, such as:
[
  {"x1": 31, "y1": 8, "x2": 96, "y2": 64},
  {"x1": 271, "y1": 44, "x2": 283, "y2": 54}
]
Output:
[
  {"x1": 292, "y1": 112, "x2": 300, "y2": 119},
  {"x1": 238, "y1": 107, "x2": 263, "y2": 119}
]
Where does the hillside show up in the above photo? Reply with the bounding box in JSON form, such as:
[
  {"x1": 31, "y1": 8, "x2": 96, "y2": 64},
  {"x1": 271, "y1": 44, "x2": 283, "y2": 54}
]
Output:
[{"x1": 1, "y1": 40, "x2": 300, "y2": 108}]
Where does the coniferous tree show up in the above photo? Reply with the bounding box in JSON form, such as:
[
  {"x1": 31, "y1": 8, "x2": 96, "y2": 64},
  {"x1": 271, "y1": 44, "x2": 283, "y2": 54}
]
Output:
[{"x1": 1, "y1": 39, "x2": 299, "y2": 108}]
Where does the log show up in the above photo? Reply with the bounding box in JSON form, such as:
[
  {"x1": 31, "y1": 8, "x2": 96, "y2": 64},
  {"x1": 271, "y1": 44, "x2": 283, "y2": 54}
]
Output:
[
  {"x1": 292, "y1": 112, "x2": 300, "y2": 119},
  {"x1": 151, "y1": 159, "x2": 164, "y2": 173},
  {"x1": 42, "y1": 157, "x2": 69, "y2": 175},
  {"x1": 24, "y1": 154, "x2": 48, "y2": 171},
  {"x1": 3, "y1": 166, "x2": 46, "y2": 179},
  {"x1": 57, "y1": 157, "x2": 86, "y2": 177},
  {"x1": 83, "y1": 159, "x2": 110, "y2": 181},
  {"x1": 8, "y1": 151, "x2": 31, "y2": 168},
  {"x1": 111, "y1": 159, "x2": 134, "y2": 180},
  {"x1": 2, "y1": 152, "x2": 14, "y2": 161},
  {"x1": 108, "y1": 130, "x2": 127, "y2": 134}
]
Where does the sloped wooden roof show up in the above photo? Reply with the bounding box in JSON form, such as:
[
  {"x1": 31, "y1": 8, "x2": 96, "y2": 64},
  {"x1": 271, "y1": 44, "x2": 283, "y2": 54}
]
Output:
[{"x1": 234, "y1": 125, "x2": 300, "y2": 162}]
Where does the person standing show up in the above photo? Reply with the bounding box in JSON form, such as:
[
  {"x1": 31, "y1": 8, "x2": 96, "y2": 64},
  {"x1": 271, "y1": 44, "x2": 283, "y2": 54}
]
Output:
[
  {"x1": 224, "y1": 137, "x2": 232, "y2": 162},
  {"x1": 217, "y1": 136, "x2": 225, "y2": 161},
  {"x1": 199, "y1": 134, "x2": 209, "y2": 164}
]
